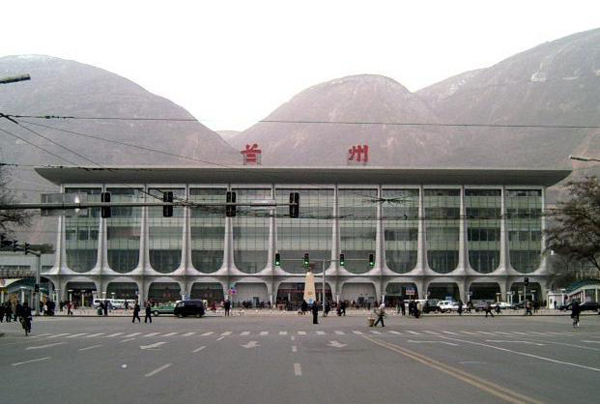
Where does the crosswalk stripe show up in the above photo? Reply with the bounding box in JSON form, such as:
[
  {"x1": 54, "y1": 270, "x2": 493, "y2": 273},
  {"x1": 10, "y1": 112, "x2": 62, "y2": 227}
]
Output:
[
  {"x1": 461, "y1": 331, "x2": 478, "y2": 335},
  {"x1": 143, "y1": 332, "x2": 160, "y2": 337},
  {"x1": 407, "y1": 331, "x2": 420, "y2": 335},
  {"x1": 66, "y1": 333, "x2": 87, "y2": 339},
  {"x1": 478, "y1": 331, "x2": 496, "y2": 336},
  {"x1": 106, "y1": 332, "x2": 123, "y2": 338},
  {"x1": 389, "y1": 331, "x2": 401, "y2": 335},
  {"x1": 424, "y1": 331, "x2": 438, "y2": 335},
  {"x1": 31, "y1": 333, "x2": 51, "y2": 338},
  {"x1": 352, "y1": 330, "x2": 363, "y2": 335},
  {"x1": 182, "y1": 332, "x2": 196, "y2": 337},
  {"x1": 221, "y1": 331, "x2": 232, "y2": 336},
  {"x1": 163, "y1": 332, "x2": 178, "y2": 337},
  {"x1": 298, "y1": 331, "x2": 307, "y2": 335},
  {"x1": 494, "y1": 331, "x2": 512, "y2": 335},
  {"x1": 240, "y1": 331, "x2": 250, "y2": 336},
  {"x1": 201, "y1": 332, "x2": 214, "y2": 336},
  {"x1": 529, "y1": 332, "x2": 547, "y2": 336},
  {"x1": 50, "y1": 333, "x2": 70, "y2": 338},
  {"x1": 260, "y1": 331, "x2": 269, "y2": 336},
  {"x1": 85, "y1": 333, "x2": 105, "y2": 338},
  {"x1": 316, "y1": 331, "x2": 326, "y2": 335},
  {"x1": 335, "y1": 331, "x2": 345, "y2": 335},
  {"x1": 370, "y1": 330, "x2": 382, "y2": 334},
  {"x1": 512, "y1": 331, "x2": 529, "y2": 336},
  {"x1": 279, "y1": 331, "x2": 288, "y2": 336},
  {"x1": 124, "y1": 332, "x2": 142, "y2": 338},
  {"x1": 442, "y1": 331, "x2": 458, "y2": 335}
]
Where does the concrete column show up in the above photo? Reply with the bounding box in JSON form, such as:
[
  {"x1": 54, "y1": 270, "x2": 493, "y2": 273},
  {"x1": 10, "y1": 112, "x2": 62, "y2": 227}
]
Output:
[
  {"x1": 181, "y1": 185, "x2": 191, "y2": 272},
  {"x1": 139, "y1": 185, "x2": 150, "y2": 274},
  {"x1": 267, "y1": 185, "x2": 276, "y2": 271},
  {"x1": 499, "y1": 186, "x2": 511, "y2": 271},
  {"x1": 373, "y1": 281, "x2": 382, "y2": 304},
  {"x1": 331, "y1": 185, "x2": 340, "y2": 272},
  {"x1": 498, "y1": 280, "x2": 508, "y2": 302},
  {"x1": 538, "y1": 187, "x2": 548, "y2": 273},
  {"x1": 375, "y1": 185, "x2": 384, "y2": 273},
  {"x1": 457, "y1": 186, "x2": 469, "y2": 272},
  {"x1": 416, "y1": 185, "x2": 428, "y2": 271},
  {"x1": 457, "y1": 281, "x2": 466, "y2": 303},
  {"x1": 97, "y1": 185, "x2": 107, "y2": 274}
]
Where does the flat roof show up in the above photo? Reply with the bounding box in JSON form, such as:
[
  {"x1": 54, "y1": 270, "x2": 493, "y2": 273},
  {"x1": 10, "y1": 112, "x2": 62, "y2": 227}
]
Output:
[{"x1": 34, "y1": 166, "x2": 571, "y2": 187}]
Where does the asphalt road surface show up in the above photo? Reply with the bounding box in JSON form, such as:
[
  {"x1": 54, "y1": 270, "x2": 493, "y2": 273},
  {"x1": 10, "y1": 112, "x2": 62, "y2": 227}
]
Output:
[{"x1": 1, "y1": 313, "x2": 599, "y2": 404}]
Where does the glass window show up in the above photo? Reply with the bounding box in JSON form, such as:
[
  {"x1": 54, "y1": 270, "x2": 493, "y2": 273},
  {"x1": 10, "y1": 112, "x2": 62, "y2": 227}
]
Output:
[
  {"x1": 465, "y1": 189, "x2": 501, "y2": 273},
  {"x1": 106, "y1": 188, "x2": 143, "y2": 273},
  {"x1": 233, "y1": 188, "x2": 271, "y2": 274},
  {"x1": 425, "y1": 189, "x2": 460, "y2": 273},
  {"x1": 148, "y1": 188, "x2": 184, "y2": 273},
  {"x1": 382, "y1": 189, "x2": 418, "y2": 273},
  {"x1": 65, "y1": 187, "x2": 101, "y2": 272},
  {"x1": 339, "y1": 189, "x2": 377, "y2": 274},
  {"x1": 190, "y1": 188, "x2": 226, "y2": 273},
  {"x1": 507, "y1": 189, "x2": 542, "y2": 273}
]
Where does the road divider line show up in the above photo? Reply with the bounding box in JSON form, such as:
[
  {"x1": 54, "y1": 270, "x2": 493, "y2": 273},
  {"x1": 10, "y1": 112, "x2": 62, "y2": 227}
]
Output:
[
  {"x1": 216, "y1": 336, "x2": 225, "y2": 341},
  {"x1": 106, "y1": 332, "x2": 124, "y2": 338},
  {"x1": 119, "y1": 338, "x2": 136, "y2": 343},
  {"x1": 78, "y1": 344, "x2": 102, "y2": 352},
  {"x1": 294, "y1": 363, "x2": 302, "y2": 376},
  {"x1": 66, "y1": 333, "x2": 87, "y2": 339},
  {"x1": 26, "y1": 342, "x2": 66, "y2": 350},
  {"x1": 193, "y1": 345, "x2": 206, "y2": 353},
  {"x1": 145, "y1": 363, "x2": 172, "y2": 378},
  {"x1": 201, "y1": 332, "x2": 214, "y2": 336},
  {"x1": 12, "y1": 356, "x2": 52, "y2": 367},
  {"x1": 364, "y1": 336, "x2": 543, "y2": 404},
  {"x1": 182, "y1": 332, "x2": 196, "y2": 337},
  {"x1": 143, "y1": 332, "x2": 160, "y2": 338},
  {"x1": 407, "y1": 340, "x2": 458, "y2": 346}
]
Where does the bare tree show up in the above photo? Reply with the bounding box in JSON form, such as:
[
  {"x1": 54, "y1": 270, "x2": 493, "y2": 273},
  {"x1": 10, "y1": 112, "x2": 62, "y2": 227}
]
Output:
[
  {"x1": 545, "y1": 177, "x2": 600, "y2": 276},
  {"x1": 0, "y1": 165, "x2": 32, "y2": 234}
]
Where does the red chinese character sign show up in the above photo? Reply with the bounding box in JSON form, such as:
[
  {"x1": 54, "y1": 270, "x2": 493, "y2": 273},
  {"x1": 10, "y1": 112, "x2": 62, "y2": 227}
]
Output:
[
  {"x1": 241, "y1": 144, "x2": 262, "y2": 165},
  {"x1": 347, "y1": 144, "x2": 369, "y2": 165}
]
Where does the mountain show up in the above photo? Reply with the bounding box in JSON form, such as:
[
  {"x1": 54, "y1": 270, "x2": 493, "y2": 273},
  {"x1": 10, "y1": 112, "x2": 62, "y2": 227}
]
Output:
[
  {"x1": 0, "y1": 55, "x2": 240, "y2": 243},
  {"x1": 231, "y1": 75, "x2": 457, "y2": 166},
  {"x1": 417, "y1": 28, "x2": 600, "y2": 169}
]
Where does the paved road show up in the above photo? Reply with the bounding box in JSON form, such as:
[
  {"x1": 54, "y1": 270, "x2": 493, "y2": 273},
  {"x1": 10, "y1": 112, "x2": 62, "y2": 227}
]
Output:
[{"x1": 1, "y1": 314, "x2": 599, "y2": 404}]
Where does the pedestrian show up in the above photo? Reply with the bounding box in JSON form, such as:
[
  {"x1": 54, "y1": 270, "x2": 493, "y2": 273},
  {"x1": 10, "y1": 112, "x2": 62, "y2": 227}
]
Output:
[
  {"x1": 67, "y1": 301, "x2": 74, "y2": 316},
  {"x1": 224, "y1": 300, "x2": 231, "y2": 316},
  {"x1": 0, "y1": 303, "x2": 4, "y2": 323},
  {"x1": 495, "y1": 303, "x2": 501, "y2": 315},
  {"x1": 301, "y1": 300, "x2": 308, "y2": 315},
  {"x1": 458, "y1": 299, "x2": 463, "y2": 316},
  {"x1": 525, "y1": 300, "x2": 533, "y2": 316},
  {"x1": 373, "y1": 303, "x2": 386, "y2": 327},
  {"x1": 340, "y1": 300, "x2": 346, "y2": 316},
  {"x1": 485, "y1": 302, "x2": 494, "y2": 318},
  {"x1": 400, "y1": 298, "x2": 406, "y2": 316},
  {"x1": 5, "y1": 303, "x2": 12, "y2": 322},
  {"x1": 311, "y1": 301, "x2": 319, "y2": 325},
  {"x1": 144, "y1": 302, "x2": 152, "y2": 323},
  {"x1": 466, "y1": 300, "x2": 473, "y2": 314},
  {"x1": 571, "y1": 301, "x2": 581, "y2": 328},
  {"x1": 132, "y1": 302, "x2": 141, "y2": 323},
  {"x1": 324, "y1": 301, "x2": 331, "y2": 317},
  {"x1": 103, "y1": 300, "x2": 109, "y2": 316}
]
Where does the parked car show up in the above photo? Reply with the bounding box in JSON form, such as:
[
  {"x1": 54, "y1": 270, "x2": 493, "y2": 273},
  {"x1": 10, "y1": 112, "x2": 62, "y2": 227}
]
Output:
[
  {"x1": 422, "y1": 299, "x2": 443, "y2": 313},
  {"x1": 174, "y1": 299, "x2": 206, "y2": 318},
  {"x1": 493, "y1": 302, "x2": 512, "y2": 310},
  {"x1": 437, "y1": 300, "x2": 459, "y2": 313},
  {"x1": 151, "y1": 303, "x2": 176, "y2": 316},
  {"x1": 578, "y1": 301, "x2": 600, "y2": 312}
]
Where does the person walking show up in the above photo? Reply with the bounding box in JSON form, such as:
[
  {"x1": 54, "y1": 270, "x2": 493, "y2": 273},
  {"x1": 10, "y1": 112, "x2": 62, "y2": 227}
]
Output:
[
  {"x1": 458, "y1": 300, "x2": 463, "y2": 316},
  {"x1": 224, "y1": 300, "x2": 231, "y2": 316},
  {"x1": 485, "y1": 302, "x2": 494, "y2": 318},
  {"x1": 340, "y1": 300, "x2": 346, "y2": 316},
  {"x1": 571, "y1": 301, "x2": 581, "y2": 328},
  {"x1": 311, "y1": 301, "x2": 319, "y2": 325},
  {"x1": 373, "y1": 303, "x2": 386, "y2": 327},
  {"x1": 103, "y1": 300, "x2": 109, "y2": 316},
  {"x1": 301, "y1": 300, "x2": 308, "y2": 316},
  {"x1": 132, "y1": 302, "x2": 141, "y2": 323},
  {"x1": 0, "y1": 303, "x2": 4, "y2": 323},
  {"x1": 525, "y1": 300, "x2": 533, "y2": 316},
  {"x1": 324, "y1": 301, "x2": 331, "y2": 317},
  {"x1": 5, "y1": 303, "x2": 12, "y2": 322},
  {"x1": 67, "y1": 301, "x2": 74, "y2": 316},
  {"x1": 400, "y1": 299, "x2": 406, "y2": 316},
  {"x1": 144, "y1": 302, "x2": 152, "y2": 323}
]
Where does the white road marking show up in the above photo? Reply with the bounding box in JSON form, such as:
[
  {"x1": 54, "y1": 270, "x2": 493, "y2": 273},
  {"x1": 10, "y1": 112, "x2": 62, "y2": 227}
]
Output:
[
  {"x1": 106, "y1": 332, "x2": 124, "y2": 338},
  {"x1": 494, "y1": 331, "x2": 512, "y2": 336},
  {"x1": 140, "y1": 342, "x2": 167, "y2": 350},
  {"x1": 316, "y1": 331, "x2": 325, "y2": 335},
  {"x1": 328, "y1": 340, "x2": 347, "y2": 348},
  {"x1": 145, "y1": 363, "x2": 172, "y2": 377},
  {"x1": 49, "y1": 333, "x2": 69, "y2": 338},
  {"x1": 241, "y1": 341, "x2": 259, "y2": 349},
  {"x1": 201, "y1": 332, "x2": 214, "y2": 336},
  {"x1": 260, "y1": 331, "x2": 269, "y2": 336},
  {"x1": 407, "y1": 340, "x2": 458, "y2": 346},
  {"x1": 298, "y1": 331, "x2": 307, "y2": 335},
  {"x1": 335, "y1": 331, "x2": 345, "y2": 335},
  {"x1": 216, "y1": 336, "x2": 225, "y2": 341},
  {"x1": 182, "y1": 332, "x2": 196, "y2": 337},
  {"x1": 442, "y1": 331, "x2": 458, "y2": 335},
  {"x1": 582, "y1": 340, "x2": 600, "y2": 344},
  {"x1": 389, "y1": 331, "x2": 401, "y2": 335},
  {"x1": 85, "y1": 333, "x2": 105, "y2": 338},
  {"x1": 406, "y1": 331, "x2": 421, "y2": 335},
  {"x1": 294, "y1": 363, "x2": 302, "y2": 376},
  {"x1": 352, "y1": 330, "x2": 363, "y2": 335},
  {"x1": 143, "y1": 332, "x2": 160, "y2": 338},
  {"x1": 78, "y1": 344, "x2": 102, "y2": 352},
  {"x1": 163, "y1": 332, "x2": 178, "y2": 337},
  {"x1": 370, "y1": 330, "x2": 381, "y2": 334},
  {"x1": 478, "y1": 331, "x2": 497, "y2": 336},
  {"x1": 461, "y1": 331, "x2": 478, "y2": 336},
  {"x1": 240, "y1": 331, "x2": 250, "y2": 336},
  {"x1": 424, "y1": 331, "x2": 439, "y2": 335},
  {"x1": 442, "y1": 336, "x2": 600, "y2": 373},
  {"x1": 26, "y1": 342, "x2": 65, "y2": 350},
  {"x1": 221, "y1": 331, "x2": 232, "y2": 336},
  {"x1": 291, "y1": 336, "x2": 296, "y2": 341},
  {"x1": 529, "y1": 332, "x2": 547, "y2": 336},
  {"x1": 291, "y1": 345, "x2": 297, "y2": 352},
  {"x1": 486, "y1": 340, "x2": 546, "y2": 346},
  {"x1": 512, "y1": 332, "x2": 529, "y2": 336},
  {"x1": 66, "y1": 333, "x2": 87, "y2": 339},
  {"x1": 279, "y1": 331, "x2": 288, "y2": 336},
  {"x1": 30, "y1": 333, "x2": 51, "y2": 338},
  {"x1": 124, "y1": 332, "x2": 142, "y2": 338},
  {"x1": 193, "y1": 345, "x2": 206, "y2": 353},
  {"x1": 119, "y1": 338, "x2": 136, "y2": 343},
  {"x1": 12, "y1": 357, "x2": 51, "y2": 367}
]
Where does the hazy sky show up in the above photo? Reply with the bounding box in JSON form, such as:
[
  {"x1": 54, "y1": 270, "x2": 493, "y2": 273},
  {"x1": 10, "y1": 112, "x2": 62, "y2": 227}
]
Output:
[{"x1": 2, "y1": 0, "x2": 598, "y2": 131}]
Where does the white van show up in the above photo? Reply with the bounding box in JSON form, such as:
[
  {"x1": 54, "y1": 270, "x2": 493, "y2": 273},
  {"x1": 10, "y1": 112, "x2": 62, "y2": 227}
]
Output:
[{"x1": 93, "y1": 298, "x2": 136, "y2": 310}]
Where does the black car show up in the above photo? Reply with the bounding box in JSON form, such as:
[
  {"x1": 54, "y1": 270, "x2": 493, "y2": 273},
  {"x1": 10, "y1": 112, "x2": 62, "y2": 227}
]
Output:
[
  {"x1": 423, "y1": 300, "x2": 442, "y2": 314},
  {"x1": 174, "y1": 300, "x2": 206, "y2": 318},
  {"x1": 578, "y1": 301, "x2": 600, "y2": 312}
]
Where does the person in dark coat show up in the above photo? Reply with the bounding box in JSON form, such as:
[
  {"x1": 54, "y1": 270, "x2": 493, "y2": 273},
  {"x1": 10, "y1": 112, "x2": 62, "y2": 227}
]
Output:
[
  {"x1": 132, "y1": 302, "x2": 141, "y2": 323},
  {"x1": 458, "y1": 300, "x2": 463, "y2": 316},
  {"x1": 0, "y1": 304, "x2": 4, "y2": 323},
  {"x1": 571, "y1": 301, "x2": 581, "y2": 328},
  {"x1": 103, "y1": 300, "x2": 109, "y2": 316},
  {"x1": 485, "y1": 302, "x2": 494, "y2": 318},
  {"x1": 224, "y1": 300, "x2": 231, "y2": 316},
  {"x1": 311, "y1": 301, "x2": 319, "y2": 324},
  {"x1": 340, "y1": 300, "x2": 346, "y2": 316},
  {"x1": 373, "y1": 303, "x2": 386, "y2": 327},
  {"x1": 144, "y1": 302, "x2": 152, "y2": 323},
  {"x1": 301, "y1": 300, "x2": 308, "y2": 315}
]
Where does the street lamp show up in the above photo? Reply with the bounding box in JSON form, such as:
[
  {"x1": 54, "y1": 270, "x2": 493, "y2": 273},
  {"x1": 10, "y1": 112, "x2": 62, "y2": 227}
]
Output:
[{"x1": 569, "y1": 155, "x2": 600, "y2": 163}]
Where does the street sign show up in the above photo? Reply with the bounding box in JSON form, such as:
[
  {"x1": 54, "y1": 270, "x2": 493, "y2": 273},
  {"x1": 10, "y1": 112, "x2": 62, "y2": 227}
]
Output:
[
  {"x1": 406, "y1": 288, "x2": 416, "y2": 296},
  {"x1": 228, "y1": 288, "x2": 237, "y2": 295}
]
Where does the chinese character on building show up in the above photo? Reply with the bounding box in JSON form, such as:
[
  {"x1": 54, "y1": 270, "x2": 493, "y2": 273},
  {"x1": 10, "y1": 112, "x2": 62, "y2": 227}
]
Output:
[
  {"x1": 347, "y1": 144, "x2": 369, "y2": 165},
  {"x1": 241, "y1": 144, "x2": 262, "y2": 165}
]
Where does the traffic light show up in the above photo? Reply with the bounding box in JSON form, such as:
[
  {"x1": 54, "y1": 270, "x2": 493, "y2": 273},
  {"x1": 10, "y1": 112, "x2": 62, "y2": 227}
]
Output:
[
  {"x1": 303, "y1": 253, "x2": 310, "y2": 268},
  {"x1": 101, "y1": 191, "x2": 111, "y2": 218},
  {"x1": 289, "y1": 192, "x2": 299, "y2": 218},
  {"x1": 274, "y1": 253, "x2": 281, "y2": 266},
  {"x1": 24, "y1": 242, "x2": 30, "y2": 255},
  {"x1": 226, "y1": 191, "x2": 237, "y2": 217},
  {"x1": 34, "y1": 283, "x2": 39, "y2": 293},
  {"x1": 339, "y1": 253, "x2": 345, "y2": 267},
  {"x1": 163, "y1": 191, "x2": 173, "y2": 217},
  {"x1": 368, "y1": 253, "x2": 375, "y2": 267},
  {"x1": 524, "y1": 277, "x2": 529, "y2": 287}
]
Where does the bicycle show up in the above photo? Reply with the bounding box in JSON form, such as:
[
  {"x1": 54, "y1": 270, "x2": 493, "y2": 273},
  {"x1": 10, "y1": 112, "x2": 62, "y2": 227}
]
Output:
[
  {"x1": 571, "y1": 314, "x2": 580, "y2": 329},
  {"x1": 21, "y1": 317, "x2": 32, "y2": 336}
]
